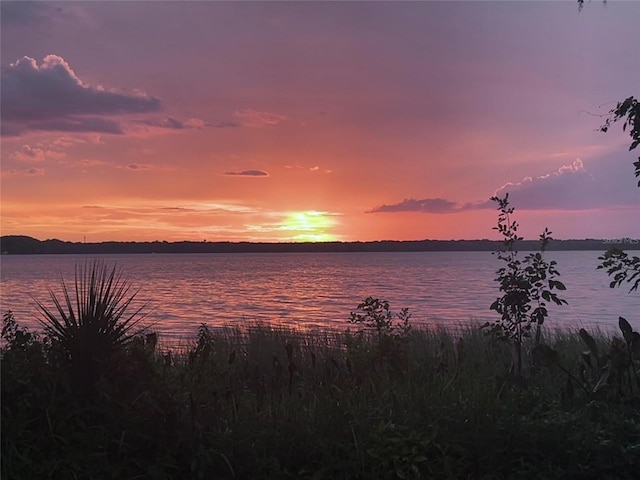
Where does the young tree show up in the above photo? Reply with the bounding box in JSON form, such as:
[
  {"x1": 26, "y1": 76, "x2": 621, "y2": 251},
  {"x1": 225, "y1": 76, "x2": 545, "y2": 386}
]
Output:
[{"x1": 487, "y1": 194, "x2": 567, "y2": 375}]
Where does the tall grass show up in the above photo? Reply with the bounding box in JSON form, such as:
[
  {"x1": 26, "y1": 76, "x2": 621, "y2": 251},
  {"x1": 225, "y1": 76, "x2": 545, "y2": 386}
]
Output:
[{"x1": 3, "y1": 313, "x2": 639, "y2": 479}]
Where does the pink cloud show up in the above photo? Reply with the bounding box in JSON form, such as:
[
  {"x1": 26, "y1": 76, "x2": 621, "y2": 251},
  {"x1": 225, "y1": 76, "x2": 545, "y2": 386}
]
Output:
[
  {"x1": 51, "y1": 134, "x2": 104, "y2": 147},
  {"x1": 233, "y1": 109, "x2": 286, "y2": 127},
  {"x1": 77, "y1": 158, "x2": 106, "y2": 167},
  {"x1": 10, "y1": 144, "x2": 66, "y2": 162}
]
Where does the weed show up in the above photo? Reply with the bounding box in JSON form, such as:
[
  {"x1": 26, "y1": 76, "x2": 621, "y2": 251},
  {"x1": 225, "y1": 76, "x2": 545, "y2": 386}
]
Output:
[{"x1": 347, "y1": 297, "x2": 412, "y2": 377}]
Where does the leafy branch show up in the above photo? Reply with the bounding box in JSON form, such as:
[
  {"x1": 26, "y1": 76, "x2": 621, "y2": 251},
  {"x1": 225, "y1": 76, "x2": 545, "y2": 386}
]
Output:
[
  {"x1": 599, "y1": 96, "x2": 640, "y2": 186},
  {"x1": 597, "y1": 248, "x2": 640, "y2": 293},
  {"x1": 596, "y1": 95, "x2": 640, "y2": 294}
]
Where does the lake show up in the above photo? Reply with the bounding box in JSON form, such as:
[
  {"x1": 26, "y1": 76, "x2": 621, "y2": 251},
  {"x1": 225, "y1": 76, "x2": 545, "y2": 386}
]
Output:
[{"x1": 0, "y1": 251, "x2": 637, "y2": 345}]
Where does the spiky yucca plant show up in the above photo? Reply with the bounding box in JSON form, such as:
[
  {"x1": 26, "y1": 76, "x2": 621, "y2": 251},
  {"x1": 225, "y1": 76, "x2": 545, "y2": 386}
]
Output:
[{"x1": 35, "y1": 260, "x2": 146, "y2": 392}]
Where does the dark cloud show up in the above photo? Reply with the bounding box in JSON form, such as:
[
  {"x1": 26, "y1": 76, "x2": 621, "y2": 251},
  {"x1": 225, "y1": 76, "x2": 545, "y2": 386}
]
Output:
[
  {"x1": 0, "y1": 1, "x2": 57, "y2": 26},
  {"x1": 224, "y1": 170, "x2": 269, "y2": 177},
  {"x1": 28, "y1": 117, "x2": 125, "y2": 135},
  {"x1": 126, "y1": 163, "x2": 150, "y2": 171},
  {"x1": 214, "y1": 122, "x2": 240, "y2": 129},
  {"x1": 368, "y1": 197, "x2": 464, "y2": 214},
  {"x1": 161, "y1": 207, "x2": 195, "y2": 212},
  {"x1": 26, "y1": 167, "x2": 45, "y2": 176},
  {"x1": 0, "y1": 123, "x2": 25, "y2": 137},
  {"x1": 368, "y1": 158, "x2": 639, "y2": 215},
  {"x1": 1, "y1": 55, "x2": 161, "y2": 135},
  {"x1": 494, "y1": 158, "x2": 639, "y2": 210},
  {"x1": 493, "y1": 159, "x2": 593, "y2": 210},
  {"x1": 138, "y1": 117, "x2": 206, "y2": 130}
]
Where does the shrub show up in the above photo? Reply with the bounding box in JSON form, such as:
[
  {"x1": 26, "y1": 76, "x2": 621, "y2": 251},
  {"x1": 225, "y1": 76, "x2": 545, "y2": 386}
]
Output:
[
  {"x1": 486, "y1": 194, "x2": 567, "y2": 375},
  {"x1": 34, "y1": 260, "x2": 147, "y2": 396},
  {"x1": 347, "y1": 297, "x2": 412, "y2": 374}
]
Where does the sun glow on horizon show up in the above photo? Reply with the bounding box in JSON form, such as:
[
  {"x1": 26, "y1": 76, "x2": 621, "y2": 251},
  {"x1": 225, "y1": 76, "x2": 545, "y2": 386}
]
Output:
[{"x1": 280, "y1": 210, "x2": 339, "y2": 242}]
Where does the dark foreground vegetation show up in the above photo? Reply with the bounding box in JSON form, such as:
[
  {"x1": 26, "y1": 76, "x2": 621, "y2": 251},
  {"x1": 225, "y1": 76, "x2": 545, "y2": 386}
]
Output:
[{"x1": 2, "y1": 302, "x2": 640, "y2": 479}]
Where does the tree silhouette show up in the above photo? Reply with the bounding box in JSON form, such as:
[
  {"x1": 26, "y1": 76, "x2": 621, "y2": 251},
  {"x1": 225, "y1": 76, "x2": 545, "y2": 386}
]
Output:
[
  {"x1": 576, "y1": 1, "x2": 638, "y2": 294},
  {"x1": 596, "y1": 96, "x2": 639, "y2": 294},
  {"x1": 600, "y1": 96, "x2": 640, "y2": 187}
]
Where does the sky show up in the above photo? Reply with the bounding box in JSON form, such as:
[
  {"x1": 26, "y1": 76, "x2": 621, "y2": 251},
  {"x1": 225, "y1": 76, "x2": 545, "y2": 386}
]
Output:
[{"x1": 1, "y1": 0, "x2": 639, "y2": 243}]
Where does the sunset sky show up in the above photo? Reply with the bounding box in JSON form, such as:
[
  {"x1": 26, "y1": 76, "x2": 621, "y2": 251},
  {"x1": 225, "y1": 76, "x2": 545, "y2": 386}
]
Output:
[{"x1": 1, "y1": 0, "x2": 638, "y2": 243}]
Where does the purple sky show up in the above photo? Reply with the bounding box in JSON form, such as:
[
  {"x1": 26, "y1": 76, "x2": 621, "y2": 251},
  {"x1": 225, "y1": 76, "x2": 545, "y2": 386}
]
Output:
[{"x1": 1, "y1": 1, "x2": 638, "y2": 242}]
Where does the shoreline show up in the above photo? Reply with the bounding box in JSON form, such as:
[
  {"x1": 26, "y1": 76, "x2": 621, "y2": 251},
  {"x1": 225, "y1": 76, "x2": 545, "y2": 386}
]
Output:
[{"x1": 2, "y1": 235, "x2": 639, "y2": 255}]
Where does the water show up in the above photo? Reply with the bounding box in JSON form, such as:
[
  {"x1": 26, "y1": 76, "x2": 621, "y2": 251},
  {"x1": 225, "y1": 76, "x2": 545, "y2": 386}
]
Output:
[{"x1": 0, "y1": 251, "x2": 637, "y2": 344}]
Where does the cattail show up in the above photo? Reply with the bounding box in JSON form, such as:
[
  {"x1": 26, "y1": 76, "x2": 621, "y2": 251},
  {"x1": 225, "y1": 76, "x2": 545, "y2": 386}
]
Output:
[
  {"x1": 456, "y1": 337, "x2": 465, "y2": 366},
  {"x1": 145, "y1": 332, "x2": 158, "y2": 352},
  {"x1": 310, "y1": 351, "x2": 317, "y2": 369}
]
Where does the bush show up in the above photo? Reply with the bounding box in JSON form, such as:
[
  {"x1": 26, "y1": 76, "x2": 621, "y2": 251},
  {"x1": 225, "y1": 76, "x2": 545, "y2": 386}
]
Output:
[{"x1": 34, "y1": 260, "x2": 147, "y2": 396}]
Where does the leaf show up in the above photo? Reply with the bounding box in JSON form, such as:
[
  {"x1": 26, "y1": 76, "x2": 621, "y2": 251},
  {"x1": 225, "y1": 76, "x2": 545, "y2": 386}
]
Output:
[
  {"x1": 579, "y1": 328, "x2": 599, "y2": 360},
  {"x1": 565, "y1": 375, "x2": 574, "y2": 403},
  {"x1": 532, "y1": 344, "x2": 560, "y2": 368},
  {"x1": 593, "y1": 365, "x2": 611, "y2": 393},
  {"x1": 631, "y1": 332, "x2": 640, "y2": 359},
  {"x1": 619, "y1": 317, "x2": 634, "y2": 346},
  {"x1": 581, "y1": 352, "x2": 592, "y2": 369},
  {"x1": 549, "y1": 279, "x2": 566, "y2": 291},
  {"x1": 550, "y1": 294, "x2": 567, "y2": 306}
]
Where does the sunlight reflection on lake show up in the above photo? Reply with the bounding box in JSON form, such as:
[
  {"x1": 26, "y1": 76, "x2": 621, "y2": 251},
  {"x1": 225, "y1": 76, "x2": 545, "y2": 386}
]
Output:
[{"x1": 1, "y1": 251, "x2": 637, "y2": 346}]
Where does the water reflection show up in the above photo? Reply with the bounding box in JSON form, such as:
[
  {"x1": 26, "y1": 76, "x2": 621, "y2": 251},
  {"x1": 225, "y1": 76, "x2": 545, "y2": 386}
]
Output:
[{"x1": 1, "y1": 251, "x2": 637, "y2": 345}]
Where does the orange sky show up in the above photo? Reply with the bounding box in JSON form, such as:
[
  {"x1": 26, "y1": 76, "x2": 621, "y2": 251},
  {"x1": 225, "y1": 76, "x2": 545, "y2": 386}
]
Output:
[{"x1": 1, "y1": 1, "x2": 638, "y2": 242}]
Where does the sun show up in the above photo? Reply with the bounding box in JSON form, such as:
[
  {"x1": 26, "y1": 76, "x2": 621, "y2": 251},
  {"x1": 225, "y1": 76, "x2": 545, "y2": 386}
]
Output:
[{"x1": 281, "y1": 211, "x2": 338, "y2": 242}]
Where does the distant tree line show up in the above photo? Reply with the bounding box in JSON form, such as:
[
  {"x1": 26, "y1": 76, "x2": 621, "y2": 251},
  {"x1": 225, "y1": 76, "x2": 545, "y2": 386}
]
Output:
[{"x1": 1, "y1": 235, "x2": 637, "y2": 255}]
